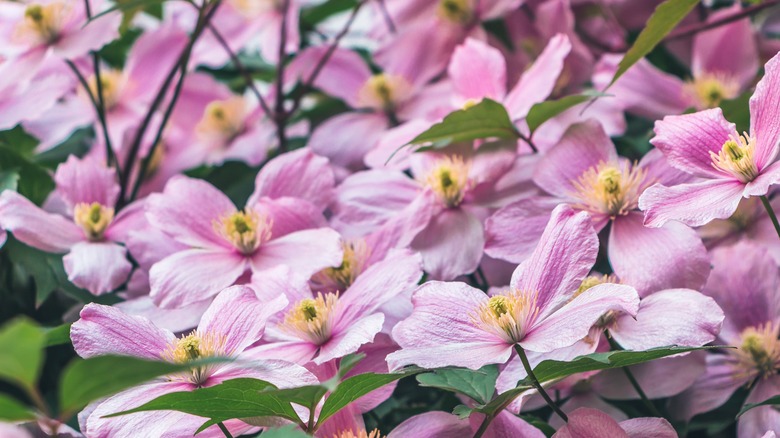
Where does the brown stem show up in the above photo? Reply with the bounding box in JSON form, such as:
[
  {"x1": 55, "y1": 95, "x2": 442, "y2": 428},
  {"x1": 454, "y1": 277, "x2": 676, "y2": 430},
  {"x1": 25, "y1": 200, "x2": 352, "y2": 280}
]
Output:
[
  {"x1": 274, "y1": 0, "x2": 292, "y2": 152},
  {"x1": 666, "y1": 0, "x2": 780, "y2": 40}
]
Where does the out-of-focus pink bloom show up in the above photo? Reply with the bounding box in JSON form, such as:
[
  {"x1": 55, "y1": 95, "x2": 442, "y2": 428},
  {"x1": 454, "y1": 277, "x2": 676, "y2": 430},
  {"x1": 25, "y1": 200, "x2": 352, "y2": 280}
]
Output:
[
  {"x1": 71, "y1": 285, "x2": 317, "y2": 437},
  {"x1": 670, "y1": 242, "x2": 780, "y2": 437},
  {"x1": 552, "y1": 407, "x2": 677, "y2": 437},
  {"x1": 146, "y1": 169, "x2": 342, "y2": 308},
  {"x1": 386, "y1": 205, "x2": 639, "y2": 370},
  {"x1": 596, "y1": 4, "x2": 758, "y2": 119},
  {"x1": 386, "y1": 409, "x2": 545, "y2": 438},
  {"x1": 640, "y1": 52, "x2": 780, "y2": 228},
  {"x1": 700, "y1": 196, "x2": 780, "y2": 264},
  {"x1": 486, "y1": 120, "x2": 710, "y2": 294},
  {"x1": 0, "y1": 156, "x2": 136, "y2": 295},
  {"x1": 246, "y1": 249, "x2": 422, "y2": 365},
  {"x1": 0, "y1": 57, "x2": 71, "y2": 131}
]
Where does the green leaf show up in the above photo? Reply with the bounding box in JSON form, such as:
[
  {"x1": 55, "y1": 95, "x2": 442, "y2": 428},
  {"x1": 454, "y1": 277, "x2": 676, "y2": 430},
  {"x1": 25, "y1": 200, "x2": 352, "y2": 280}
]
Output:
[
  {"x1": 105, "y1": 378, "x2": 302, "y2": 424},
  {"x1": 59, "y1": 355, "x2": 228, "y2": 417},
  {"x1": 0, "y1": 145, "x2": 54, "y2": 205},
  {"x1": 452, "y1": 404, "x2": 473, "y2": 420},
  {"x1": 88, "y1": 0, "x2": 179, "y2": 23},
  {"x1": 0, "y1": 318, "x2": 45, "y2": 391},
  {"x1": 417, "y1": 365, "x2": 498, "y2": 405},
  {"x1": 525, "y1": 91, "x2": 607, "y2": 133},
  {"x1": 607, "y1": 0, "x2": 700, "y2": 88},
  {"x1": 44, "y1": 322, "x2": 73, "y2": 347},
  {"x1": 316, "y1": 369, "x2": 420, "y2": 426},
  {"x1": 0, "y1": 393, "x2": 35, "y2": 422},
  {"x1": 720, "y1": 91, "x2": 751, "y2": 134},
  {"x1": 256, "y1": 425, "x2": 310, "y2": 438},
  {"x1": 407, "y1": 99, "x2": 519, "y2": 148},
  {"x1": 0, "y1": 169, "x2": 19, "y2": 192},
  {"x1": 301, "y1": 0, "x2": 358, "y2": 27},
  {"x1": 737, "y1": 395, "x2": 780, "y2": 418},
  {"x1": 337, "y1": 353, "x2": 366, "y2": 379}
]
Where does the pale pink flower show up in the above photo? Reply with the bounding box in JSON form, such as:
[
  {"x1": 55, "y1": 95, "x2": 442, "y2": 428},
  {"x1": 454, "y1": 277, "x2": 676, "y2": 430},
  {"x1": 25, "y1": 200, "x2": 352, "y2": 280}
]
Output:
[{"x1": 552, "y1": 407, "x2": 677, "y2": 438}]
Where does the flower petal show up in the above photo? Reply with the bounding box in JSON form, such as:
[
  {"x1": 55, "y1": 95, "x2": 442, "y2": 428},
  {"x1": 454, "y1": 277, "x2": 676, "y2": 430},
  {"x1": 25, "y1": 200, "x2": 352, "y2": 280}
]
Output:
[
  {"x1": 484, "y1": 196, "x2": 558, "y2": 264},
  {"x1": 388, "y1": 412, "x2": 471, "y2": 438},
  {"x1": 251, "y1": 228, "x2": 343, "y2": 278},
  {"x1": 750, "y1": 52, "x2": 780, "y2": 169},
  {"x1": 0, "y1": 190, "x2": 82, "y2": 252},
  {"x1": 71, "y1": 303, "x2": 175, "y2": 360},
  {"x1": 449, "y1": 38, "x2": 507, "y2": 103},
  {"x1": 593, "y1": 353, "x2": 706, "y2": 400},
  {"x1": 639, "y1": 179, "x2": 744, "y2": 228},
  {"x1": 668, "y1": 354, "x2": 748, "y2": 421},
  {"x1": 249, "y1": 148, "x2": 335, "y2": 209},
  {"x1": 410, "y1": 208, "x2": 484, "y2": 281},
  {"x1": 315, "y1": 313, "x2": 384, "y2": 364},
  {"x1": 308, "y1": 112, "x2": 389, "y2": 171},
  {"x1": 63, "y1": 241, "x2": 132, "y2": 295},
  {"x1": 552, "y1": 407, "x2": 628, "y2": 438}
]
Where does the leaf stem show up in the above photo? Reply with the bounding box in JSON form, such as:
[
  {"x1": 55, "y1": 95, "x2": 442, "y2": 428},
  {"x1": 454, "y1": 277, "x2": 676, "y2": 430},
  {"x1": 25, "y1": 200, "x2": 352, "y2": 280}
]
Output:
[
  {"x1": 605, "y1": 334, "x2": 663, "y2": 418},
  {"x1": 216, "y1": 422, "x2": 233, "y2": 438},
  {"x1": 761, "y1": 195, "x2": 780, "y2": 239},
  {"x1": 514, "y1": 344, "x2": 568, "y2": 423}
]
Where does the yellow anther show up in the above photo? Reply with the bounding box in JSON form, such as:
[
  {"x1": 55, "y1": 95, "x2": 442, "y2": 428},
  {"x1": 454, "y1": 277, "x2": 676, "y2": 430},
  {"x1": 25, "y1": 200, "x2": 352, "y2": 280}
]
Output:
[
  {"x1": 311, "y1": 240, "x2": 371, "y2": 292},
  {"x1": 73, "y1": 202, "x2": 114, "y2": 240},
  {"x1": 684, "y1": 73, "x2": 740, "y2": 109},
  {"x1": 357, "y1": 74, "x2": 412, "y2": 110},
  {"x1": 281, "y1": 293, "x2": 340, "y2": 345},
  {"x1": 196, "y1": 97, "x2": 247, "y2": 145},
  {"x1": 437, "y1": 0, "x2": 473, "y2": 24},
  {"x1": 571, "y1": 161, "x2": 649, "y2": 217},
  {"x1": 213, "y1": 209, "x2": 272, "y2": 254},
  {"x1": 472, "y1": 291, "x2": 540, "y2": 343},
  {"x1": 710, "y1": 133, "x2": 758, "y2": 183},
  {"x1": 423, "y1": 156, "x2": 471, "y2": 208}
]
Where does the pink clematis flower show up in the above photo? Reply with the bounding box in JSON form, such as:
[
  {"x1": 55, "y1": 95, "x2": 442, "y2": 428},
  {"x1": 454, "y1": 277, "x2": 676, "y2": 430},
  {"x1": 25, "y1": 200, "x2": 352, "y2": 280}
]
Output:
[
  {"x1": 386, "y1": 409, "x2": 546, "y2": 438},
  {"x1": 71, "y1": 285, "x2": 317, "y2": 437},
  {"x1": 146, "y1": 171, "x2": 342, "y2": 308},
  {"x1": 670, "y1": 241, "x2": 780, "y2": 437},
  {"x1": 552, "y1": 408, "x2": 676, "y2": 438},
  {"x1": 246, "y1": 248, "x2": 423, "y2": 365},
  {"x1": 699, "y1": 196, "x2": 780, "y2": 264},
  {"x1": 640, "y1": 52, "x2": 780, "y2": 228},
  {"x1": 485, "y1": 120, "x2": 710, "y2": 294},
  {"x1": 386, "y1": 204, "x2": 640, "y2": 371},
  {"x1": 0, "y1": 156, "x2": 135, "y2": 295}
]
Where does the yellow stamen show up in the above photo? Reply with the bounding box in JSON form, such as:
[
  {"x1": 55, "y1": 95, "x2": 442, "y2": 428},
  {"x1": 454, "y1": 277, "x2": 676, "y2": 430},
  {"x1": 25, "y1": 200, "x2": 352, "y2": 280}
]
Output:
[
  {"x1": 333, "y1": 429, "x2": 384, "y2": 438},
  {"x1": 437, "y1": 0, "x2": 473, "y2": 24},
  {"x1": 73, "y1": 202, "x2": 114, "y2": 240},
  {"x1": 570, "y1": 161, "x2": 650, "y2": 217},
  {"x1": 471, "y1": 290, "x2": 540, "y2": 343},
  {"x1": 684, "y1": 72, "x2": 740, "y2": 109},
  {"x1": 14, "y1": 3, "x2": 69, "y2": 45},
  {"x1": 572, "y1": 274, "x2": 621, "y2": 329},
  {"x1": 213, "y1": 209, "x2": 272, "y2": 254},
  {"x1": 86, "y1": 70, "x2": 124, "y2": 110},
  {"x1": 423, "y1": 155, "x2": 471, "y2": 208},
  {"x1": 281, "y1": 293, "x2": 340, "y2": 345},
  {"x1": 311, "y1": 239, "x2": 371, "y2": 292},
  {"x1": 196, "y1": 97, "x2": 247, "y2": 145},
  {"x1": 710, "y1": 133, "x2": 759, "y2": 183},
  {"x1": 229, "y1": 0, "x2": 280, "y2": 16},
  {"x1": 162, "y1": 330, "x2": 228, "y2": 385},
  {"x1": 357, "y1": 74, "x2": 412, "y2": 111},
  {"x1": 733, "y1": 323, "x2": 780, "y2": 380}
]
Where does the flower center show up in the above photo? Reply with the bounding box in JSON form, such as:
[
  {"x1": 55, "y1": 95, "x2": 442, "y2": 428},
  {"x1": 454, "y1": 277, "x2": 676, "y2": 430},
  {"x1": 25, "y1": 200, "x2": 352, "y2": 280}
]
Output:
[
  {"x1": 281, "y1": 293, "x2": 340, "y2": 346},
  {"x1": 14, "y1": 3, "x2": 69, "y2": 45},
  {"x1": 213, "y1": 209, "x2": 272, "y2": 254},
  {"x1": 311, "y1": 239, "x2": 371, "y2": 293},
  {"x1": 572, "y1": 274, "x2": 621, "y2": 330},
  {"x1": 423, "y1": 156, "x2": 471, "y2": 208},
  {"x1": 87, "y1": 70, "x2": 124, "y2": 110},
  {"x1": 357, "y1": 74, "x2": 412, "y2": 111},
  {"x1": 333, "y1": 430, "x2": 383, "y2": 438},
  {"x1": 229, "y1": 0, "x2": 280, "y2": 16},
  {"x1": 710, "y1": 133, "x2": 759, "y2": 183},
  {"x1": 437, "y1": 0, "x2": 473, "y2": 24},
  {"x1": 570, "y1": 161, "x2": 649, "y2": 217},
  {"x1": 471, "y1": 291, "x2": 540, "y2": 344},
  {"x1": 73, "y1": 202, "x2": 114, "y2": 240},
  {"x1": 196, "y1": 97, "x2": 247, "y2": 146},
  {"x1": 733, "y1": 323, "x2": 780, "y2": 380},
  {"x1": 162, "y1": 330, "x2": 228, "y2": 386},
  {"x1": 684, "y1": 73, "x2": 740, "y2": 109}
]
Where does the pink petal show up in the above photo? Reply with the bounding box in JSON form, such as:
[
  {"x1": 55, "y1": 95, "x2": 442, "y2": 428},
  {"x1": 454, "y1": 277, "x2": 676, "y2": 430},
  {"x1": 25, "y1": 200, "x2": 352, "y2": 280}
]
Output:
[
  {"x1": 620, "y1": 417, "x2": 677, "y2": 438},
  {"x1": 533, "y1": 120, "x2": 618, "y2": 198},
  {"x1": 510, "y1": 204, "x2": 599, "y2": 320},
  {"x1": 608, "y1": 211, "x2": 710, "y2": 295},
  {"x1": 245, "y1": 337, "x2": 320, "y2": 365},
  {"x1": 593, "y1": 353, "x2": 706, "y2": 400},
  {"x1": 251, "y1": 228, "x2": 343, "y2": 278},
  {"x1": 388, "y1": 412, "x2": 471, "y2": 438},
  {"x1": 53, "y1": 11, "x2": 120, "y2": 59},
  {"x1": 197, "y1": 285, "x2": 287, "y2": 354},
  {"x1": 71, "y1": 303, "x2": 175, "y2": 360},
  {"x1": 364, "y1": 119, "x2": 430, "y2": 170},
  {"x1": 411, "y1": 208, "x2": 484, "y2": 280},
  {"x1": 387, "y1": 281, "x2": 512, "y2": 370},
  {"x1": 249, "y1": 148, "x2": 335, "y2": 209},
  {"x1": 668, "y1": 354, "x2": 749, "y2": 421},
  {"x1": 522, "y1": 283, "x2": 639, "y2": 353},
  {"x1": 549, "y1": 393, "x2": 628, "y2": 430},
  {"x1": 344, "y1": 333, "x2": 400, "y2": 412},
  {"x1": 211, "y1": 358, "x2": 319, "y2": 389},
  {"x1": 750, "y1": 52, "x2": 780, "y2": 169},
  {"x1": 504, "y1": 34, "x2": 572, "y2": 120},
  {"x1": 611, "y1": 289, "x2": 722, "y2": 350},
  {"x1": 484, "y1": 196, "x2": 558, "y2": 264},
  {"x1": 0, "y1": 190, "x2": 83, "y2": 252},
  {"x1": 123, "y1": 25, "x2": 188, "y2": 103},
  {"x1": 552, "y1": 407, "x2": 628, "y2": 438},
  {"x1": 63, "y1": 241, "x2": 132, "y2": 295},
  {"x1": 0, "y1": 74, "x2": 71, "y2": 130},
  {"x1": 472, "y1": 409, "x2": 546, "y2": 438},
  {"x1": 449, "y1": 38, "x2": 507, "y2": 103},
  {"x1": 315, "y1": 313, "x2": 384, "y2": 364},
  {"x1": 103, "y1": 200, "x2": 147, "y2": 244},
  {"x1": 252, "y1": 197, "x2": 327, "y2": 238},
  {"x1": 289, "y1": 46, "x2": 371, "y2": 108},
  {"x1": 115, "y1": 296, "x2": 208, "y2": 334},
  {"x1": 650, "y1": 108, "x2": 737, "y2": 179},
  {"x1": 745, "y1": 160, "x2": 780, "y2": 197},
  {"x1": 150, "y1": 249, "x2": 248, "y2": 308},
  {"x1": 54, "y1": 156, "x2": 119, "y2": 209},
  {"x1": 639, "y1": 179, "x2": 745, "y2": 228},
  {"x1": 146, "y1": 176, "x2": 236, "y2": 250},
  {"x1": 739, "y1": 376, "x2": 780, "y2": 438},
  {"x1": 309, "y1": 112, "x2": 389, "y2": 171}
]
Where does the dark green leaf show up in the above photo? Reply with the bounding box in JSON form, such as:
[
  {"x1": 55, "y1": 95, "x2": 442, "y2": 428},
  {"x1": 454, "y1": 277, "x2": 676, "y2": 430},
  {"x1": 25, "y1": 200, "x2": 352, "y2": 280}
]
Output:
[
  {"x1": 720, "y1": 91, "x2": 751, "y2": 134},
  {"x1": 0, "y1": 169, "x2": 19, "y2": 192},
  {"x1": 452, "y1": 404, "x2": 473, "y2": 419},
  {"x1": 44, "y1": 322, "x2": 73, "y2": 347},
  {"x1": 0, "y1": 146, "x2": 54, "y2": 205},
  {"x1": 526, "y1": 91, "x2": 607, "y2": 133},
  {"x1": 88, "y1": 0, "x2": 179, "y2": 23},
  {"x1": 317, "y1": 369, "x2": 420, "y2": 426},
  {"x1": 607, "y1": 0, "x2": 700, "y2": 87},
  {"x1": 301, "y1": 0, "x2": 358, "y2": 28},
  {"x1": 4, "y1": 238, "x2": 85, "y2": 307},
  {"x1": 407, "y1": 99, "x2": 519, "y2": 148},
  {"x1": 337, "y1": 353, "x2": 366, "y2": 379},
  {"x1": 737, "y1": 395, "x2": 780, "y2": 418},
  {"x1": 0, "y1": 318, "x2": 45, "y2": 391},
  {"x1": 104, "y1": 378, "x2": 302, "y2": 424},
  {"x1": 417, "y1": 365, "x2": 498, "y2": 405},
  {"x1": 0, "y1": 393, "x2": 35, "y2": 422},
  {"x1": 59, "y1": 355, "x2": 228, "y2": 416}
]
